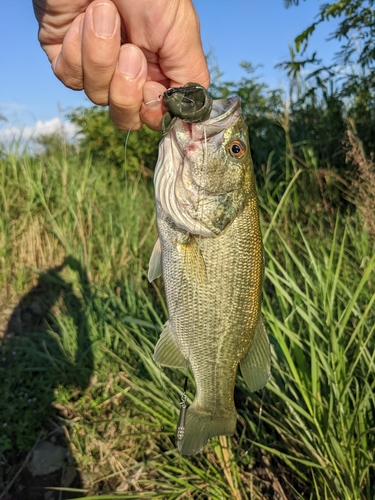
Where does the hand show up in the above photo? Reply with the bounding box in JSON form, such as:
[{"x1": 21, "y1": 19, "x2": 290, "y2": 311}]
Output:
[{"x1": 33, "y1": 0, "x2": 210, "y2": 130}]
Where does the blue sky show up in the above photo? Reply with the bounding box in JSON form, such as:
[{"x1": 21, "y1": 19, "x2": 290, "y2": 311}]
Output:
[{"x1": 0, "y1": 0, "x2": 341, "y2": 136}]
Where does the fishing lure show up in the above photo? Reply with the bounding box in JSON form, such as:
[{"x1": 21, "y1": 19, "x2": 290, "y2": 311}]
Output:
[{"x1": 161, "y1": 82, "x2": 213, "y2": 134}]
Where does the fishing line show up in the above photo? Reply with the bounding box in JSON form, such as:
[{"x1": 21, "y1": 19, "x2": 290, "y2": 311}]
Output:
[
  {"x1": 124, "y1": 129, "x2": 130, "y2": 173},
  {"x1": 144, "y1": 97, "x2": 163, "y2": 106},
  {"x1": 192, "y1": 123, "x2": 208, "y2": 326},
  {"x1": 123, "y1": 105, "x2": 159, "y2": 170},
  {"x1": 194, "y1": 123, "x2": 212, "y2": 404},
  {"x1": 201, "y1": 116, "x2": 217, "y2": 374},
  {"x1": 124, "y1": 123, "x2": 136, "y2": 178},
  {"x1": 123, "y1": 123, "x2": 138, "y2": 219},
  {"x1": 198, "y1": 124, "x2": 208, "y2": 266},
  {"x1": 157, "y1": 365, "x2": 187, "y2": 416},
  {"x1": 255, "y1": 387, "x2": 265, "y2": 442}
]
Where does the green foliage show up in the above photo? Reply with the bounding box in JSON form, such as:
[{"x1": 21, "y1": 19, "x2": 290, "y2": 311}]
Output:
[
  {"x1": 293, "y1": 0, "x2": 375, "y2": 69},
  {"x1": 260, "y1": 217, "x2": 375, "y2": 498},
  {"x1": 1, "y1": 333, "x2": 75, "y2": 453},
  {"x1": 285, "y1": 0, "x2": 375, "y2": 67},
  {"x1": 68, "y1": 106, "x2": 161, "y2": 173},
  {"x1": 282, "y1": 0, "x2": 375, "y2": 161},
  {"x1": 35, "y1": 130, "x2": 77, "y2": 158},
  {"x1": 347, "y1": 76, "x2": 375, "y2": 157},
  {"x1": 284, "y1": 0, "x2": 305, "y2": 6}
]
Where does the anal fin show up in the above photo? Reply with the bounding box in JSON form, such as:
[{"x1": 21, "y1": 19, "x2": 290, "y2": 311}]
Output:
[
  {"x1": 240, "y1": 316, "x2": 271, "y2": 392},
  {"x1": 154, "y1": 321, "x2": 188, "y2": 369}
]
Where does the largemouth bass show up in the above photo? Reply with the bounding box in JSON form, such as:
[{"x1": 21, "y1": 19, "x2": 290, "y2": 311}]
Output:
[{"x1": 148, "y1": 93, "x2": 271, "y2": 455}]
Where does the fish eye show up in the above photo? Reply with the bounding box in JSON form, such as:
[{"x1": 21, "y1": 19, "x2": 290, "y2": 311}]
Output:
[{"x1": 228, "y1": 140, "x2": 246, "y2": 159}]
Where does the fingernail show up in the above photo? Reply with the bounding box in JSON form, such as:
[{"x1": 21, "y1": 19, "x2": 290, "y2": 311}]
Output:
[
  {"x1": 118, "y1": 46, "x2": 142, "y2": 79},
  {"x1": 93, "y1": 3, "x2": 117, "y2": 38}
]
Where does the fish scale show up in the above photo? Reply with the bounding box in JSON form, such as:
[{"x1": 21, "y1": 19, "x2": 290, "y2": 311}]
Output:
[
  {"x1": 162, "y1": 203, "x2": 262, "y2": 394},
  {"x1": 149, "y1": 95, "x2": 271, "y2": 455}
]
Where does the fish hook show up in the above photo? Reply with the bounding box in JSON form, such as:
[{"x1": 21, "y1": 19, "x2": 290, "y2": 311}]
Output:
[{"x1": 176, "y1": 376, "x2": 189, "y2": 441}]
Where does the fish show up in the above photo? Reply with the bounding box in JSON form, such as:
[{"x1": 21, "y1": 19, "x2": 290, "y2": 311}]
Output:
[{"x1": 148, "y1": 93, "x2": 271, "y2": 455}]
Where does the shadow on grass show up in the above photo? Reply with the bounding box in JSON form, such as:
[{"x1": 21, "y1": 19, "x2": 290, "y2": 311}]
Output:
[{"x1": 0, "y1": 256, "x2": 93, "y2": 500}]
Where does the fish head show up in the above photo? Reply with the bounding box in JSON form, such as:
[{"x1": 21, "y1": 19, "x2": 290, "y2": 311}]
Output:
[
  {"x1": 173, "y1": 97, "x2": 251, "y2": 193},
  {"x1": 155, "y1": 97, "x2": 256, "y2": 236}
]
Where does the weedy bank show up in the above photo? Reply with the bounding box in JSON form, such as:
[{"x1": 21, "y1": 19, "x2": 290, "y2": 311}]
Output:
[{"x1": 0, "y1": 126, "x2": 374, "y2": 499}]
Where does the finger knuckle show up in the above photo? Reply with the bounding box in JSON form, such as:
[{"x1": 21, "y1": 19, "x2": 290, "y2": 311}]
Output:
[
  {"x1": 85, "y1": 52, "x2": 116, "y2": 73},
  {"x1": 109, "y1": 108, "x2": 141, "y2": 131},
  {"x1": 85, "y1": 90, "x2": 109, "y2": 106},
  {"x1": 54, "y1": 62, "x2": 83, "y2": 90},
  {"x1": 109, "y1": 96, "x2": 135, "y2": 111}
]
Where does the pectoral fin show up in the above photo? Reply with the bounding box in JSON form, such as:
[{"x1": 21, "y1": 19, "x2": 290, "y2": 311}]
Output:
[
  {"x1": 154, "y1": 321, "x2": 188, "y2": 369},
  {"x1": 148, "y1": 237, "x2": 162, "y2": 282},
  {"x1": 177, "y1": 237, "x2": 206, "y2": 285},
  {"x1": 240, "y1": 316, "x2": 271, "y2": 392}
]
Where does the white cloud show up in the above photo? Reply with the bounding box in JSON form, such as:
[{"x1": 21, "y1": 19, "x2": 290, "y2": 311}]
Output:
[
  {"x1": 0, "y1": 102, "x2": 30, "y2": 113},
  {"x1": 0, "y1": 117, "x2": 78, "y2": 145}
]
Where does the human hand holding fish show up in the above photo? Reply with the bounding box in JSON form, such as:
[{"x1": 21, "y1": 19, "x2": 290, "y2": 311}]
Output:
[
  {"x1": 149, "y1": 84, "x2": 271, "y2": 455},
  {"x1": 32, "y1": 0, "x2": 209, "y2": 131}
]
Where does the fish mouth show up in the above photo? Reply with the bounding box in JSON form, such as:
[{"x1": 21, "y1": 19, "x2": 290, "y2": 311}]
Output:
[
  {"x1": 174, "y1": 96, "x2": 241, "y2": 144},
  {"x1": 206, "y1": 96, "x2": 240, "y2": 124}
]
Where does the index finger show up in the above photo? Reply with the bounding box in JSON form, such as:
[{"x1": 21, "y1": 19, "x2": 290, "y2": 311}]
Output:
[{"x1": 33, "y1": 0, "x2": 89, "y2": 50}]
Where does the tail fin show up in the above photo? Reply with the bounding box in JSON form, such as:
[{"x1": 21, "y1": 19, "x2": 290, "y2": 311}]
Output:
[{"x1": 177, "y1": 403, "x2": 237, "y2": 455}]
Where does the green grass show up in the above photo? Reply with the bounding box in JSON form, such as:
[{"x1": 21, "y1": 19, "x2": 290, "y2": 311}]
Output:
[
  {"x1": 0, "y1": 143, "x2": 374, "y2": 499},
  {"x1": 261, "y1": 219, "x2": 375, "y2": 498}
]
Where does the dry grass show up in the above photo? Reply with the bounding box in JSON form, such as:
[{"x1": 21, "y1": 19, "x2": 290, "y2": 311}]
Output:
[{"x1": 346, "y1": 128, "x2": 375, "y2": 239}]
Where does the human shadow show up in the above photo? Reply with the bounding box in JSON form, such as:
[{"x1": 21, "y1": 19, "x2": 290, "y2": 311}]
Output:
[{"x1": 0, "y1": 256, "x2": 94, "y2": 500}]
